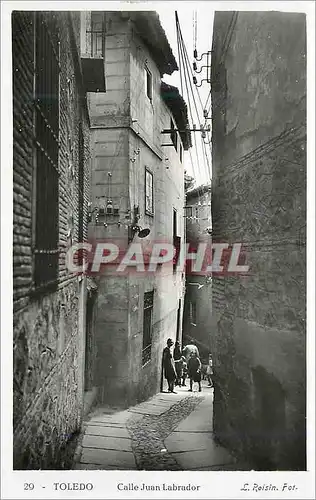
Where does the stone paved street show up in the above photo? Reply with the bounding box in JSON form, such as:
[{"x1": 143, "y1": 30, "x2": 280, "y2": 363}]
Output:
[{"x1": 74, "y1": 381, "x2": 251, "y2": 470}]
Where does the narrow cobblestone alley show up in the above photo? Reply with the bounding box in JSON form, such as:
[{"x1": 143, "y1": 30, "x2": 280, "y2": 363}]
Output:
[{"x1": 73, "y1": 382, "x2": 250, "y2": 471}]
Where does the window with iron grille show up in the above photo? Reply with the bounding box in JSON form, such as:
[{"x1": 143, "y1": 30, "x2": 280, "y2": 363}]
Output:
[
  {"x1": 145, "y1": 168, "x2": 154, "y2": 215},
  {"x1": 86, "y1": 12, "x2": 104, "y2": 57},
  {"x1": 142, "y1": 291, "x2": 154, "y2": 366},
  {"x1": 33, "y1": 12, "x2": 60, "y2": 288},
  {"x1": 170, "y1": 118, "x2": 178, "y2": 150}
]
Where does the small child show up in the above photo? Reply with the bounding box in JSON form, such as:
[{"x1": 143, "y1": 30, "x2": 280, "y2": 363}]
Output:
[
  {"x1": 206, "y1": 354, "x2": 213, "y2": 387},
  {"x1": 181, "y1": 356, "x2": 188, "y2": 386}
]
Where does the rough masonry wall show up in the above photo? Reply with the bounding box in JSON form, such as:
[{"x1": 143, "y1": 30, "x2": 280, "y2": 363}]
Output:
[
  {"x1": 13, "y1": 12, "x2": 90, "y2": 469},
  {"x1": 211, "y1": 11, "x2": 306, "y2": 470}
]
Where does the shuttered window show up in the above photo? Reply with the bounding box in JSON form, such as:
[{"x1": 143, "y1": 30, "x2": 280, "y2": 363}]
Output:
[
  {"x1": 145, "y1": 66, "x2": 152, "y2": 100},
  {"x1": 33, "y1": 12, "x2": 60, "y2": 288},
  {"x1": 145, "y1": 168, "x2": 154, "y2": 215}
]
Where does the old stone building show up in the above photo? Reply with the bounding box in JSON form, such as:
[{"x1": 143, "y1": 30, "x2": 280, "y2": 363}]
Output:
[
  {"x1": 12, "y1": 12, "x2": 104, "y2": 469},
  {"x1": 83, "y1": 12, "x2": 191, "y2": 407},
  {"x1": 182, "y1": 184, "x2": 212, "y2": 360},
  {"x1": 211, "y1": 12, "x2": 306, "y2": 469}
]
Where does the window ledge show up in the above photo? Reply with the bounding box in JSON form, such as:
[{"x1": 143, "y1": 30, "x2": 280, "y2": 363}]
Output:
[{"x1": 81, "y1": 54, "x2": 104, "y2": 60}]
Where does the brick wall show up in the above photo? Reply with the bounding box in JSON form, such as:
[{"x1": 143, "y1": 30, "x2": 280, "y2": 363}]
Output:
[
  {"x1": 12, "y1": 11, "x2": 34, "y2": 311},
  {"x1": 13, "y1": 12, "x2": 91, "y2": 469},
  {"x1": 211, "y1": 12, "x2": 306, "y2": 470}
]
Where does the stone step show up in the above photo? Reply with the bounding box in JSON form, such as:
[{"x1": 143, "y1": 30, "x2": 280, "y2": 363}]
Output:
[
  {"x1": 85, "y1": 425, "x2": 130, "y2": 438},
  {"x1": 169, "y1": 448, "x2": 235, "y2": 470},
  {"x1": 82, "y1": 434, "x2": 132, "y2": 452},
  {"x1": 80, "y1": 447, "x2": 137, "y2": 469},
  {"x1": 86, "y1": 421, "x2": 126, "y2": 428},
  {"x1": 74, "y1": 463, "x2": 132, "y2": 470}
]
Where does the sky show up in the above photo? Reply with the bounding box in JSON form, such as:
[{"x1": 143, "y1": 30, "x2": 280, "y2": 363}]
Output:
[{"x1": 156, "y1": 6, "x2": 215, "y2": 187}]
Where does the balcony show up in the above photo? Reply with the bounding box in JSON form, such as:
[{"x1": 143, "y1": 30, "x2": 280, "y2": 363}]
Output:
[{"x1": 81, "y1": 56, "x2": 105, "y2": 93}]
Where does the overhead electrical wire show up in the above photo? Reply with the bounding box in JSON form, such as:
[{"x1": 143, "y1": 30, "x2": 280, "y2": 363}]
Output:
[
  {"x1": 176, "y1": 12, "x2": 209, "y2": 185},
  {"x1": 176, "y1": 19, "x2": 184, "y2": 97},
  {"x1": 176, "y1": 13, "x2": 202, "y2": 183},
  {"x1": 176, "y1": 12, "x2": 212, "y2": 185},
  {"x1": 177, "y1": 39, "x2": 198, "y2": 181},
  {"x1": 177, "y1": 12, "x2": 212, "y2": 228},
  {"x1": 193, "y1": 11, "x2": 197, "y2": 52},
  {"x1": 186, "y1": 14, "x2": 214, "y2": 164},
  {"x1": 175, "y1": 13, "x2": 197, "y2": 182},
  {"x1": 178, "y1": 20, "x2": 204, "y2": 114}
]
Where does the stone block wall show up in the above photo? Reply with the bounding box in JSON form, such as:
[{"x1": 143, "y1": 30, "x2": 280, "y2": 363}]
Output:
[
  {"x1": 93, "y1": 276, "x2": 129, "y2": 406},
  {"x1": 13, "y1": 12, "x2": 90, "y2": 468},
  {"x1": 211, "y1": 11, "x2": 306, "y2": 470}
]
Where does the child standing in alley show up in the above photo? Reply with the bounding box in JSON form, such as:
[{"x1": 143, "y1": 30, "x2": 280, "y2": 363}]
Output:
[
  {"x1": 206, "y1": 354, "x2": 213, "y2": 387},
  {"x1": 181, "y1": 356, "x2": 188, "y2": 386},
  {"x1": 187, "y1": 352, "x2": 202, "y2": 392}
]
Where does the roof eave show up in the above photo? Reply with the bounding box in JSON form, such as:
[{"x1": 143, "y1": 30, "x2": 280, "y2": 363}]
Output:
[
  {"x1": 161, "y1": 81, "x2": 192, "y2": 150},
  {"x1": 130, "y1": 12, "x2": 178, "y2": 76}
]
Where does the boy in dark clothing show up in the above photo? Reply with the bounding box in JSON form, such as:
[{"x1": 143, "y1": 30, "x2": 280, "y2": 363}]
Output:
[
  {"x1": 162, "y1": 338, "x2": 177, "y2": 393},
  {"x1": 173, "y1": 341, "x2": 182, "y2": 386},
  {"x1": 173, "y1": 341, "x2": 181, "y2": 361},
  {"x1": 187, "y1": 352, "x2": 202, "y2": 392}
]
